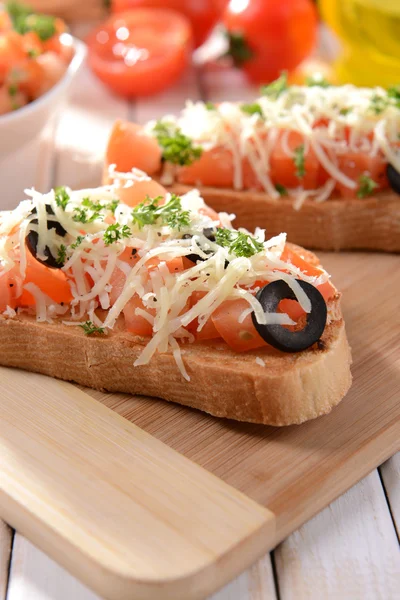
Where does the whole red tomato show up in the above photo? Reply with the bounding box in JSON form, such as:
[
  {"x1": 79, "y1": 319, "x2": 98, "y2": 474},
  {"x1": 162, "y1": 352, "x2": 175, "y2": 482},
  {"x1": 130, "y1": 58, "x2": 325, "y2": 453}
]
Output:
[
  {"x1": 87, "y1": 9, "x2": 192, "y2": 98},
  {"x1": 112, "y1": 0, "x2": 228, "y2": 48},
  {"x1": 222, "y1": 0, "x2": 318, "y2": 83}
]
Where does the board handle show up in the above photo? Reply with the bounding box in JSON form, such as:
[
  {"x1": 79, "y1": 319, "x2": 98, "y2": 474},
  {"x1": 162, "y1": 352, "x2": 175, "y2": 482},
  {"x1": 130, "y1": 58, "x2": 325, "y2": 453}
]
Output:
[{"x1": 0, "y1": 368, "x2": 275, "y2": 600}]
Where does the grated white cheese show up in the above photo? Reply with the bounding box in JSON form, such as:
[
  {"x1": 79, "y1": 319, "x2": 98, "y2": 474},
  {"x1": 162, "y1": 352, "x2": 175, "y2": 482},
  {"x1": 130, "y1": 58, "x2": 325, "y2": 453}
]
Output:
[
  {"x1": 0, "y1": 184, "x2": 334, "y2": 380},
  {"x1": 147, "y1": 84, "x2": 400, "y2": 202}
]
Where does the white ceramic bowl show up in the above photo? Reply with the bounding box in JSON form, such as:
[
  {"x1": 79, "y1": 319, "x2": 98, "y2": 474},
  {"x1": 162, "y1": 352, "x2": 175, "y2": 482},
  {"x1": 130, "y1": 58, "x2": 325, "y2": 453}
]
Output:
[{"x1": 0, "y1": 37, "x2": 86, "y2": 158}]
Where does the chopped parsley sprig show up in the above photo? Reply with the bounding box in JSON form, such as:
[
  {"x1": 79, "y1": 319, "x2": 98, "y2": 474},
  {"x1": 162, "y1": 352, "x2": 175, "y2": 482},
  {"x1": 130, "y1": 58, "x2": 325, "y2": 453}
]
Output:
[
  {"x1": 131, "y1": 194, "x2": 190, "y2": 230},
  {"x1": 153, "y1": 121, "x2": 202, "y2": 166},
  {"x1": 55, "y1": 187, "x2": 70, "y2": 210},
  {"x1": 215, "y1": 228, "x2": 264, "y2": 258},
  {"x1": 260, "y1": 72, "x2": 288, "y2": 100},
  {"x1": 357, "y1": 174, "x2": 378, "y2": 198},
  {"x1": 275, "y1": 183, "x2": 288, "y2": 196},
  {"x1": 6, "y1": 1, "x2": 56, "y2": 41},
  {"x1": 79, "y1": 321, "x2": 105, "y2": 335},
  {"x1": 293, "y1": 144, "x2": 306, "y2": 178},
  {"x1": 103, "y1": 223, "x2": 131, "y2": 245},
  {"x1": 240, "y1": 102, "x2": 263, "y2": 116}
]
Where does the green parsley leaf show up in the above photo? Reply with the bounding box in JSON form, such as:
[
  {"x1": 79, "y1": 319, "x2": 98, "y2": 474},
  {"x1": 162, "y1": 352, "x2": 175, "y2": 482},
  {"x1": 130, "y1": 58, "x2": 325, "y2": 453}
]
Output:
[
  {"x1": 55, "y1": 186, "x2": 70, "y2": 210},
  {"x1": 240, "y1": 102, "x2": 263, "y2": 116},
  {"x1": 6, "y1": 2, "x2": 56, "y2": 41},
  {"x1": 56, "y1": 244, "x2": 67, "y2": 265},
  {"x1": 131, "y1": 194, "x2": 190, "y2": 231},
  {"x1": 339, "y1": 107, "x2": 352, "y2": 116},
  {"x1": 224, "y1": 30, "x2": 253, "y2": 67},
  {"x1": 79, "y1": 321, "x2": 105, "y2": 335},
  {"x1": 260, "y1": 72, "x2": 288, "y2": 100},
  {"x1": 153, "y1": 121, "x2": 202, "y2": 166},
  {"x1": 72, "y1": 206, "x2": 102, "y2": 224},
  {"x1": 275, "y1": 183, "x2": 288, "y2": 196},
  {"x1": 215, "y1": 228, "x2": 264, "y2": 258},
  {"x1": 205, "y1": 101, "x2": 216, "y2": 111},
  {"x1": 388, "y1": 85, "x2": 400, "y2": 109},
  {"x1": 370, "y1": 93, "x2": 388, "y2": 115},
  {"x1": 27, "y1": 48, "x2": 40, "y2": 58},
  {"x1": 106, "y1": 199, "x2": 120, "y2": 213},
  {"x1": 305, "y1": 74, "x2": 330, "y2": 88},
  {"x1": 293, "y1": 144, "x2": 306, "y2": 178},
  {"x1": 357, "y1": 174, "x2": 378, "y2": 198},
  {"x1": 103, "y1": 223, "x2": 131, "y2": 246},
  {"x1": 71, "y1": 235, "x2": 85, "y2": 250},
  {"x1": 8, "y1": 83, "x2": 18, "y2": 97}
]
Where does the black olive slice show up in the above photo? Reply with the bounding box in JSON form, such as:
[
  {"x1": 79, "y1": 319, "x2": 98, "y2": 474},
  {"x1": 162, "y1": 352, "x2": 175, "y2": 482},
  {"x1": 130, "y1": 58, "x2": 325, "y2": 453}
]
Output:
[
  {"x1": 183, "y1": 228, "x2": 217, "y2": 264},
  {"x1": 387, "y1": 164, "x2": 400, "y2": 195},
  {"x1": 25, "y1": 205, "x2": 67, "y2": 269},
  {"x1": 251, "y1": 279, "x2": 327, "y2": 352}
]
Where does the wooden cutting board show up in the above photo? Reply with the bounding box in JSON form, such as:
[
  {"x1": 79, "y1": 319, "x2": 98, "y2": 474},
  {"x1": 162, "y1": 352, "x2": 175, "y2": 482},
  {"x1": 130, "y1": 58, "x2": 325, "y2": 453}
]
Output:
[{"x1": 0, "y1": 252, "x2": 399, "y2": 600}]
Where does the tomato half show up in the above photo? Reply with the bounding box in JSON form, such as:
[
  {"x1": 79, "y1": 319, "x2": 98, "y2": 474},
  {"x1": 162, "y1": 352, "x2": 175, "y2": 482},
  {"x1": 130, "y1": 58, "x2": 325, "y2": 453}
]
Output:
[
  {"x1": 111, "y1": 0, "x2": 227, "y2": 48},
  {"x1": 106, "y1": 120, "x2": 162, "y2": 176},
  {"x1": 17, "y1": 251, "x2": 73, "y2": 306},
  {"x1": 211, "y1": 298, "x2": 266, "y2": 352},
  {"x1": 86, "y1": 9, "x2": 192, "y2": 98},
  {"x1": 222, "y1": 0, "x2": 318, "y2": 84}
]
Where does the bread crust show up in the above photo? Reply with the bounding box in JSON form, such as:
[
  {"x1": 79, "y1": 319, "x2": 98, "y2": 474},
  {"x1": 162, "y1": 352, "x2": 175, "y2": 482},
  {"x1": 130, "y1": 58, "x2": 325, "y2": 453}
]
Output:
[
  {"x1": 0, "y1": 306, "x2": 352, "y2": 426},
  {"x1": 163, "y1": 183, "x2": 400, "y2": 253}
]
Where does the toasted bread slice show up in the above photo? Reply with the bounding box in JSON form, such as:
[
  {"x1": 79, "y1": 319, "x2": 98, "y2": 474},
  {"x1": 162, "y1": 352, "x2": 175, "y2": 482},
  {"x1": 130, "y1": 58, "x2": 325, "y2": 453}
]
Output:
[
  {"x1": 0, "y1": 312, "x2": 351, "y2": 426},
  {"x1": 0, "y1": 239, "x2": 352, "y2": 427},
  {"x1": 161, "y1": 183, "x2": 400, "y2": 253}
]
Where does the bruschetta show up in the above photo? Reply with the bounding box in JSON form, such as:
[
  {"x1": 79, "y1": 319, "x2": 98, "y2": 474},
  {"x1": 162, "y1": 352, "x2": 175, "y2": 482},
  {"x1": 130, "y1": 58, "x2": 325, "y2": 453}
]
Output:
[
  {"x1": 0, "y1": 171, "x2": 352, "y2": 425},
  {"x1": 103, "y1": 77, "x2": 400, "y2": 252}
]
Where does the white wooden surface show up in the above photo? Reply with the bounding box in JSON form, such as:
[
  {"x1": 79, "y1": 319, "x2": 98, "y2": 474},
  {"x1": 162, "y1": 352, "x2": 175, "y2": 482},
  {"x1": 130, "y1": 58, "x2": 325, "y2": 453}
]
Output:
[{"x1": 0, "y1": 30, "x2": 399, "y2": 600}]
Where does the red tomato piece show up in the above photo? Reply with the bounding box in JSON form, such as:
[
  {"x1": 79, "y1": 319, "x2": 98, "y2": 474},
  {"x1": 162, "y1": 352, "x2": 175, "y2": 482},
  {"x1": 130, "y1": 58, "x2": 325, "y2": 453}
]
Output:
[
  {"x1": 17, "y1": 251, "x2": 73, "y2": 306},
  {"x1": 123, "y1": 295, "x2": 154, "y2": 336},
  {"x1": 211, "y1": 298, "x2": 266, "y2": 352},
  {"x1": 86, "y1": 9, "x2": 192, "y2": 98},
  {"x1": 187, "y1": 291, "x2": 221, "y2": 341},
  {"x1": 335, "y1": 152, "x2": 388, "y2": 199},
  {"x1": 0, "y1": 271, "x2": 17, "y2": 311},
  {"x1": 113, "y1": 174, "x2": 167, "y2": 207},
  {"x1": 222, "y1": 0, "x2": 318, "y2": 84},
  {"x1": 270, "y1": 130, "x2": 319, "y2": 189},
  {"x1": 280, "y1": 245, "x2": 336, "y2": 301},
  {"x1": 106, "y1": 120, "x2": 162, "y2": 175},
  {"x1": 177, "y1": 146, "x2": 234, "y2": 188}
]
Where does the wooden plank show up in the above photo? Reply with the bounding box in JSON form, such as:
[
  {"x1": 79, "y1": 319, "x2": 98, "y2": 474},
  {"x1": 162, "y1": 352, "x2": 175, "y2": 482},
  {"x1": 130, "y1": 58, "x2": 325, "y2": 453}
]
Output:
[
  {"x1": 7, "y1": 535, "x2": 100, "y2": 600},
  {"x1": 210, "y1": 555, "x2": 276, "y2": 600},
  {"x1": 274, "y1": 470, "x2": 400, "y2": 600},
  {"x1": 83, "y1": 251, "x2": 400, "y2": 549},
  {"x1": 0, "y1": 368, "x2": 274, "y2": 600},
  {"x1": 380, "y1": 452, "x2": 400, "y2": 539},
  {"x1": 7, "y1": 535, "x2": 99, "y2": 600},
  {"x1": 0, "y1": 521, "x2": 12, "y2": 600}
]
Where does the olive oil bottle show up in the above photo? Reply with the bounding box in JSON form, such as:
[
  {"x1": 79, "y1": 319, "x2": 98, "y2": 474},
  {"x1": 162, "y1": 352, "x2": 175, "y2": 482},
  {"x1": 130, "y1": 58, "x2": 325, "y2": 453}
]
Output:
[{"x1": 320, "y1": 0, "x2": 400, "y2": 87}]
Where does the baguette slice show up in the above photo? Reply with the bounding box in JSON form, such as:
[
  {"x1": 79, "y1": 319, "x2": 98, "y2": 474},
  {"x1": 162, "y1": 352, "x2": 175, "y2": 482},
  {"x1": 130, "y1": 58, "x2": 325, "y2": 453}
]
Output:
[
  {"x1": 0, "y1": 246, "x2": 352, "y2": 426},
  {"x1": 159, "y1": 182, "x2": 400, "y2": 253}
]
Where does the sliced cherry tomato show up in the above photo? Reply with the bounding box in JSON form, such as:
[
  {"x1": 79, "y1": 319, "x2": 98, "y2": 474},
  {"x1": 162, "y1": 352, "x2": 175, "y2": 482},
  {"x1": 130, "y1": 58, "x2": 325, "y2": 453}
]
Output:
[
  {"x1": 187, "y1": 291, "x2": 221, "y2": 341},
  {"x1": 280, "y1": 246, "x2": 336, "y2": 301},
  {"x1": 270, "y1": 130, "x2": 319, "y2": 190},
  {"x1": 86, "y1": 9, "x2": 192, "y2": 98},
  {"x1": 335, "y1": 152, "x2": 388, "y2": 199},
  {"x1": 18, "y1": 251, "x2": 73, "y2": 306},
  {"x1": 223, "y1": 0, "x2": 318, "y2": 84},
  {"x1": 178, "y1": 147, "x2": 234, "y2": 188},
  {"x1": 111, "y1": 0, "x2": 227, "y2": 48},
  {"x1": 114, "y1": 176, "x2": 167, "y2": 207},
  {"x1": 106, "y1": 120, "x2": 162, "y2": 176},
  {"x1": 123, "y1": 294, "x2": 154, "y2": 336},
  {"x1": 0, "y1": 271, "x2": 18, "y2": 311},
  {"x1": 211, "y1": 298, "x2": 266, "y2": 352}
]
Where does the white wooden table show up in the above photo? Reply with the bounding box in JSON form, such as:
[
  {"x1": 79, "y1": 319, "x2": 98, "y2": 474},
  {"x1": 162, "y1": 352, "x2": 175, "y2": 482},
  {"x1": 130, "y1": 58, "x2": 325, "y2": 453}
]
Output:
[{"x1": 0, "y1": 26, "x2": 399, "y2": 600}]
